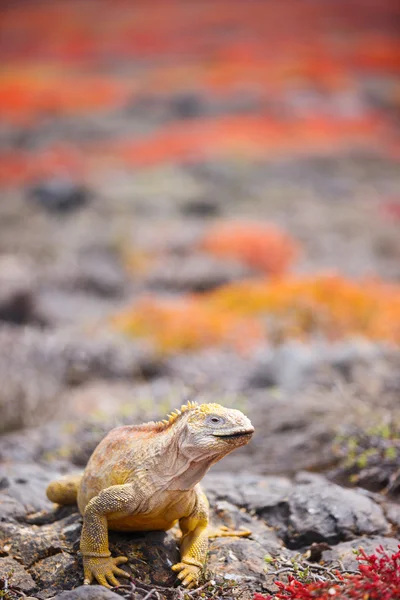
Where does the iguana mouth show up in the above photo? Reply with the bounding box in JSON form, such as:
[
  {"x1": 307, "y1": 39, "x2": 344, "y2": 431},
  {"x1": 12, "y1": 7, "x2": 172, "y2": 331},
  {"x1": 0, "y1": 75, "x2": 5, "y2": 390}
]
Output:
[{"x1": 213, "y1": 428, "x2": 254, "y2": 439}]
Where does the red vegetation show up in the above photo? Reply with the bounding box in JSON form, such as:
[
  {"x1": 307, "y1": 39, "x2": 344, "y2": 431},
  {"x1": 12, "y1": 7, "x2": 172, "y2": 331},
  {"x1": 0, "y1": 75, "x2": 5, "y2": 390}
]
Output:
[
  {"x1": 254, "y1": 545, "x2": 400, "y2": 600},
  {"x1": 0, "y1": 0, "x2": 398, "y2": 186},
  {"x1": 201, "y1": 222, "x2": 299, "y2": 276}
]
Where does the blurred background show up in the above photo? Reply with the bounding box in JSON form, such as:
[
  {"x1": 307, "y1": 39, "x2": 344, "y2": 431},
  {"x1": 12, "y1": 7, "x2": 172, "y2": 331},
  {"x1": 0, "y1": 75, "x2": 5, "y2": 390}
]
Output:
[{"x1": 0, "y1": 0, "x2": 399, "y2": 488}]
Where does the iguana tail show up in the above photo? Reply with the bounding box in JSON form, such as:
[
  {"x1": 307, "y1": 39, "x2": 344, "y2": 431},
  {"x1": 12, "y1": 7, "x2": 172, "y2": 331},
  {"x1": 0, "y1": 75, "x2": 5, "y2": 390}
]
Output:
[{"x1": 46, "y1": 474, "x2": 82, "y2": 505}]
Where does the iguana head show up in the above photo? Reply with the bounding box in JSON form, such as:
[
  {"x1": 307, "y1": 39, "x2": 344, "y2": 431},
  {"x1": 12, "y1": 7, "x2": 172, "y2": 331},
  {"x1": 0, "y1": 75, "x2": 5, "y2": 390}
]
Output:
[{"x1": 161, "y1": 402, "x2": 254, "y2": 460}]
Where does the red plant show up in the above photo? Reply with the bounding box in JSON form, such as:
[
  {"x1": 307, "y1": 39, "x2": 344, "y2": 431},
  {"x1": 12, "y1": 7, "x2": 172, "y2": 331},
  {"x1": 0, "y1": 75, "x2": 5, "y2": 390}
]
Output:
[
  {"x1": 201, "y1": 222, "x2": 299, "y2": 276},
  {"x1": 254, "y1": 545, "x2": 400, "y2": 600}
]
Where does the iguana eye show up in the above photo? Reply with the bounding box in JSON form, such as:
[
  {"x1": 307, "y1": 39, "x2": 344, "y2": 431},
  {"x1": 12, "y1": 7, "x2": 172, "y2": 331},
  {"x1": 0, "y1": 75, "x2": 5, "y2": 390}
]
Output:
[{"x1": 206, "y1": 415, "x2": 225, "y2": 426}]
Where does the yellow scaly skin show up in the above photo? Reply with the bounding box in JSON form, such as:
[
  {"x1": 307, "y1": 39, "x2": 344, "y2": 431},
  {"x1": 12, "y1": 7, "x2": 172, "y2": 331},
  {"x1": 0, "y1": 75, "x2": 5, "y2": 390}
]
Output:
[{"x1": 46, "y1": 402, "x2": 254, "y2": 589}]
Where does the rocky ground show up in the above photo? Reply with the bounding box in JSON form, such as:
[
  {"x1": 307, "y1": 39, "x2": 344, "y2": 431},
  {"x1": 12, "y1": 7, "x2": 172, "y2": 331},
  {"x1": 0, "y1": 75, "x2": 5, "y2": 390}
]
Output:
[{"x1": 0, "y1": 171, "x2": 399, "y2": 598}]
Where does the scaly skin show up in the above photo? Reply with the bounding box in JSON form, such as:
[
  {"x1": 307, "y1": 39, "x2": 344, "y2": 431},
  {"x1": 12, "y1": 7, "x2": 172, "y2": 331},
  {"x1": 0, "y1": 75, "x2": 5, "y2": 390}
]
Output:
[{"x1": 46, "y1": 402, "x2": 254, "y2": 589}]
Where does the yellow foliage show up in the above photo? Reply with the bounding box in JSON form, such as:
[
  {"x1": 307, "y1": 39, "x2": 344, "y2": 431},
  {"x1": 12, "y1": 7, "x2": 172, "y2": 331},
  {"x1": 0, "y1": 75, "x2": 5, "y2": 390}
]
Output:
[
  {"x1": 113, "y1": 275, "x2": 400, "y2": 352},
  {"x1": 204, "y1": 274, "x2": 400, "y2": 343},
  {"x1": 112, "y1": 297, "x2": 264, "y2": 353}
]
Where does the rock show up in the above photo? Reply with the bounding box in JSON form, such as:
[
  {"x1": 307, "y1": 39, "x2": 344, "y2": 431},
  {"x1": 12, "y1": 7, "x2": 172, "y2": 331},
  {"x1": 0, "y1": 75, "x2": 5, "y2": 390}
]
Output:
[
  {"x1": 245, "y1": 340, "x2": 390, "y2": 391},
  {"x1": 0, "y1": 325, "x2": 164, "y2": 432},
  {"x1": 0, "y1": 492, "x2": 27, "y2": 520},
  {"x1": 59, "y1": 333, "x2": 163, "y2": 385},
  {"x1": 168, "y1": 92, "x2": 206, "y2": 119},
  {"x1": 180, "y1": 197, "x2": 221, "y2": 218},
  {"x1": 30, "y1": 553, "x2": 80, "y2": 598},
  {"x1": 269, "y1": 481, "x2": 390, "y2": 548},
  {"x1": 204, "y1": 473, "x2": 293, "y2": 514},
  {"x1": 28, "y1": 178, "x2": 88, "y2": 214},
  {"x1": 146, "y1": 254, "x2": 253, "y2": 292},
  {"x1": 321, "y1": 536, "x2": 400, "y2": 570},
  {"x1": 385, "y1": 503, "x2": 400, "y2": 531},
  {"x1": 0, "y1": 255, "x2": 37, "y2": 324},
  {"x1": 206, "y1": 474, "x2": 390, "y2": 549},
  {"x1": 0, "y1": 463, "x2": 58, "y2": 516},
  {"x1": 0, "y1": 326, "x2": 65, "y2": 432},
  {"x1": 53, "y1": 587, "x2": 122, "y2": 599},
  {"x1": 0, "y1": 556, "x2": 35, "y2": 593},
  {"x1": 246, "y1": 342, "x2": 319, "y2": 390},
  {"x1": 0, "y1": 517, "x2": 70, "y2": 568},
  {"x1": 41, "y1": 247, "x2": 127, "y2": 298}
]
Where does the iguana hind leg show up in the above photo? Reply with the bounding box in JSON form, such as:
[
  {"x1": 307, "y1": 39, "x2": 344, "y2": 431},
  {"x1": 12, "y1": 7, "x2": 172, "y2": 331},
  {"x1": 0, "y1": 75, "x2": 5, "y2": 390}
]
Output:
[
  {"x1": 46, "y1": 474, "x2": 82, "y2": 505},
  {"x1": 208, "y1": 525, "x2": 251, "y2": 539}
]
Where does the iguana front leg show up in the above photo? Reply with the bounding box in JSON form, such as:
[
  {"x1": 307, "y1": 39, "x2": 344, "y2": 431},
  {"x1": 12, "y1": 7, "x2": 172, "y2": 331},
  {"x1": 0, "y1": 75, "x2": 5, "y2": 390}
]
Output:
[
  {"x1": 172, "y1": 487, "x2": 209, "y2": 588},
  {"x1": 80, "y1": 484, "x2": 137, "y2": 588}
]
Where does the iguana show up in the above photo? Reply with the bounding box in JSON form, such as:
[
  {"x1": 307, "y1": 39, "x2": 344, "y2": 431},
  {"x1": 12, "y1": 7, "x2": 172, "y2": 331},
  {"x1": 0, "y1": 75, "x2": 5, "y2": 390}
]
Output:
[{"x1": 46, "y1": 402, "x2": 254, "y2": 589}]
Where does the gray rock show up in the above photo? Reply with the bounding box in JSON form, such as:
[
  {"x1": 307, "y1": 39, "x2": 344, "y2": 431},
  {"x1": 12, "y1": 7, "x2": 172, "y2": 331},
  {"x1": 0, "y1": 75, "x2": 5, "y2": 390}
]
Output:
[
  {"x1": 30, "y1": 553, "x2": 80, "y2": 598},
  {"x1": 321, "y1": 535, "x2": 400, "y2": 570},
  {"x1": 204, "y1": 473, "x2": 293, "y2": 513},
  {"x1": 275, "y1": 481, "x2": 390, "y2": 548},
  {"x1": 245, "y1": 340, "x2": 390, "y2": 392},
  {"x1": 53, "y1": 586, "x2": 121, "y2": 599},
  {"x1": 0, "y1": 556, "x2": 35, "y2": 593},
  {"x1": 247, "y1": 341, "x2": 319, "y2": 391},
  {"x1": 0, "y1": 255, "x2": 37, "y2": 325},
  {"x1": 0, "y1": 325, "x2": 164, "y2": 432},
  {"x1": 385, "y1": 503, "x2": 400, "y2": 529},
  {"x1": 0, "y1": 492, "x2": 27, "y2": 520},
  {"x1": 41, "y1": 247, "x2": 127, "y2": 298},
  {"x1": 206, "y1": 473, "x2": 390, "y2": 549},
  {"x1": 28, "y1": 177, "x2": 88, "y2": 214},
  {"x1": 0, "y1": 463, "x2": 59, "y2": 515},
  {"x1": 146, "y1": 254, "x2": 253, "y2": 292}
]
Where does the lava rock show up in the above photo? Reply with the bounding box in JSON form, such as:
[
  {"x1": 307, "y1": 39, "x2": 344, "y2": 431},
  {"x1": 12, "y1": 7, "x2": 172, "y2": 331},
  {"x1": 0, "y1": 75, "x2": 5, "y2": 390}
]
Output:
[
  {"x1": 31, "y1": 552, "x2": 80, "y2": 598},
  {"x1": 169, "y1": 92, "x2": 206, "y2": 119},
  {"x1": 28, "y1": 178, "x2": 88, "y2": 214},
  {"x1": 146, "y1": 254, "x2": 253, "y2": 292},
  {"x1": 204, "y1": 473, "x2": 293, "y2": 514},
  {"x1": 321, "y1": 535, "x2": 400, "y2": 570},
  {"x1": 206, "y1": 474, "x2": 390, "y2": 549},
  {"x1": 0, "y1": 325, "x2": 164, "y2": 432},
  {"x1": 268, "y1": 481, "x2": 390, "y2": 548},
  {"x1": 0, "y1": 463, "x2": 58, "y2": 515},
  {"x1": 180, "y1": 197, "x2": 221, "y2": 218},
  {"x1": 0, "y1": 255, "x2": 37, "y2": 324},
  {"x1": 0, "y1": 556, "x2": 35, "y2": 593}
]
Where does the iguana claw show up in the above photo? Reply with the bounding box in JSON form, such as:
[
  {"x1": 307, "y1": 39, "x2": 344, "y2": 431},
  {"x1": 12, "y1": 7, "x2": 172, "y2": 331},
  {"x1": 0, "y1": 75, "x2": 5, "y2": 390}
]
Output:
[
  {"x1": 83, "y1": 555, "x2": 129, "y2": 588},
  {"x1": 172, "y1": 561, "x2": 202, "y2": 588}
]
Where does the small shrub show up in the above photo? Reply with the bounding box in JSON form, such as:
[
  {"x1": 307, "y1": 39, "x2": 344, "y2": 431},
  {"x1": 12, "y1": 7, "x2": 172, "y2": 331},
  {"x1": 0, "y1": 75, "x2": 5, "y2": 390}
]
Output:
[
  {"x1": 112, "y1": 297, "x2": 263, "y2": 353},
  {"x1": 113, "y1": 274, "x2": 400, "y2": 353},
  {"x1": 254, "y1": 545, "x2": 400, "y2": 600},
  {"x1": 201, "y1": 222, "x2": 299, "y2": 276},
  {"x1": 204, "y1": 274, "x2": 400, "y2": 344},
  {"x1": 332, "y1": 423, "x2": 400, "y2": 496}
]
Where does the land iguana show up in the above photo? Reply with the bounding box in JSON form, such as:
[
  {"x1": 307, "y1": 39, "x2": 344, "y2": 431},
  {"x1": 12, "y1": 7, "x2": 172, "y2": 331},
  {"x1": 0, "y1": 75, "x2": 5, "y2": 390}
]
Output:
[{"x1": 46, "y1": 402, "x2": 254, "y2": 589}]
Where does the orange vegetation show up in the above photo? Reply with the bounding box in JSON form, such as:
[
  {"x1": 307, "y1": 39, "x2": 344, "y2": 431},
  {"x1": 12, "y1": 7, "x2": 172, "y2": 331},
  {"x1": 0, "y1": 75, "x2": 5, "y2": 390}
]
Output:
[
  {"x1": 113, "y1": 275, "x2": 400, "y2": 352},
  {"x1": 201, "y1": 222, "x2": 299, "y2": 276},
  {"x1": 112, "y1": 297, "x2": 263, "y2": 354}
]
